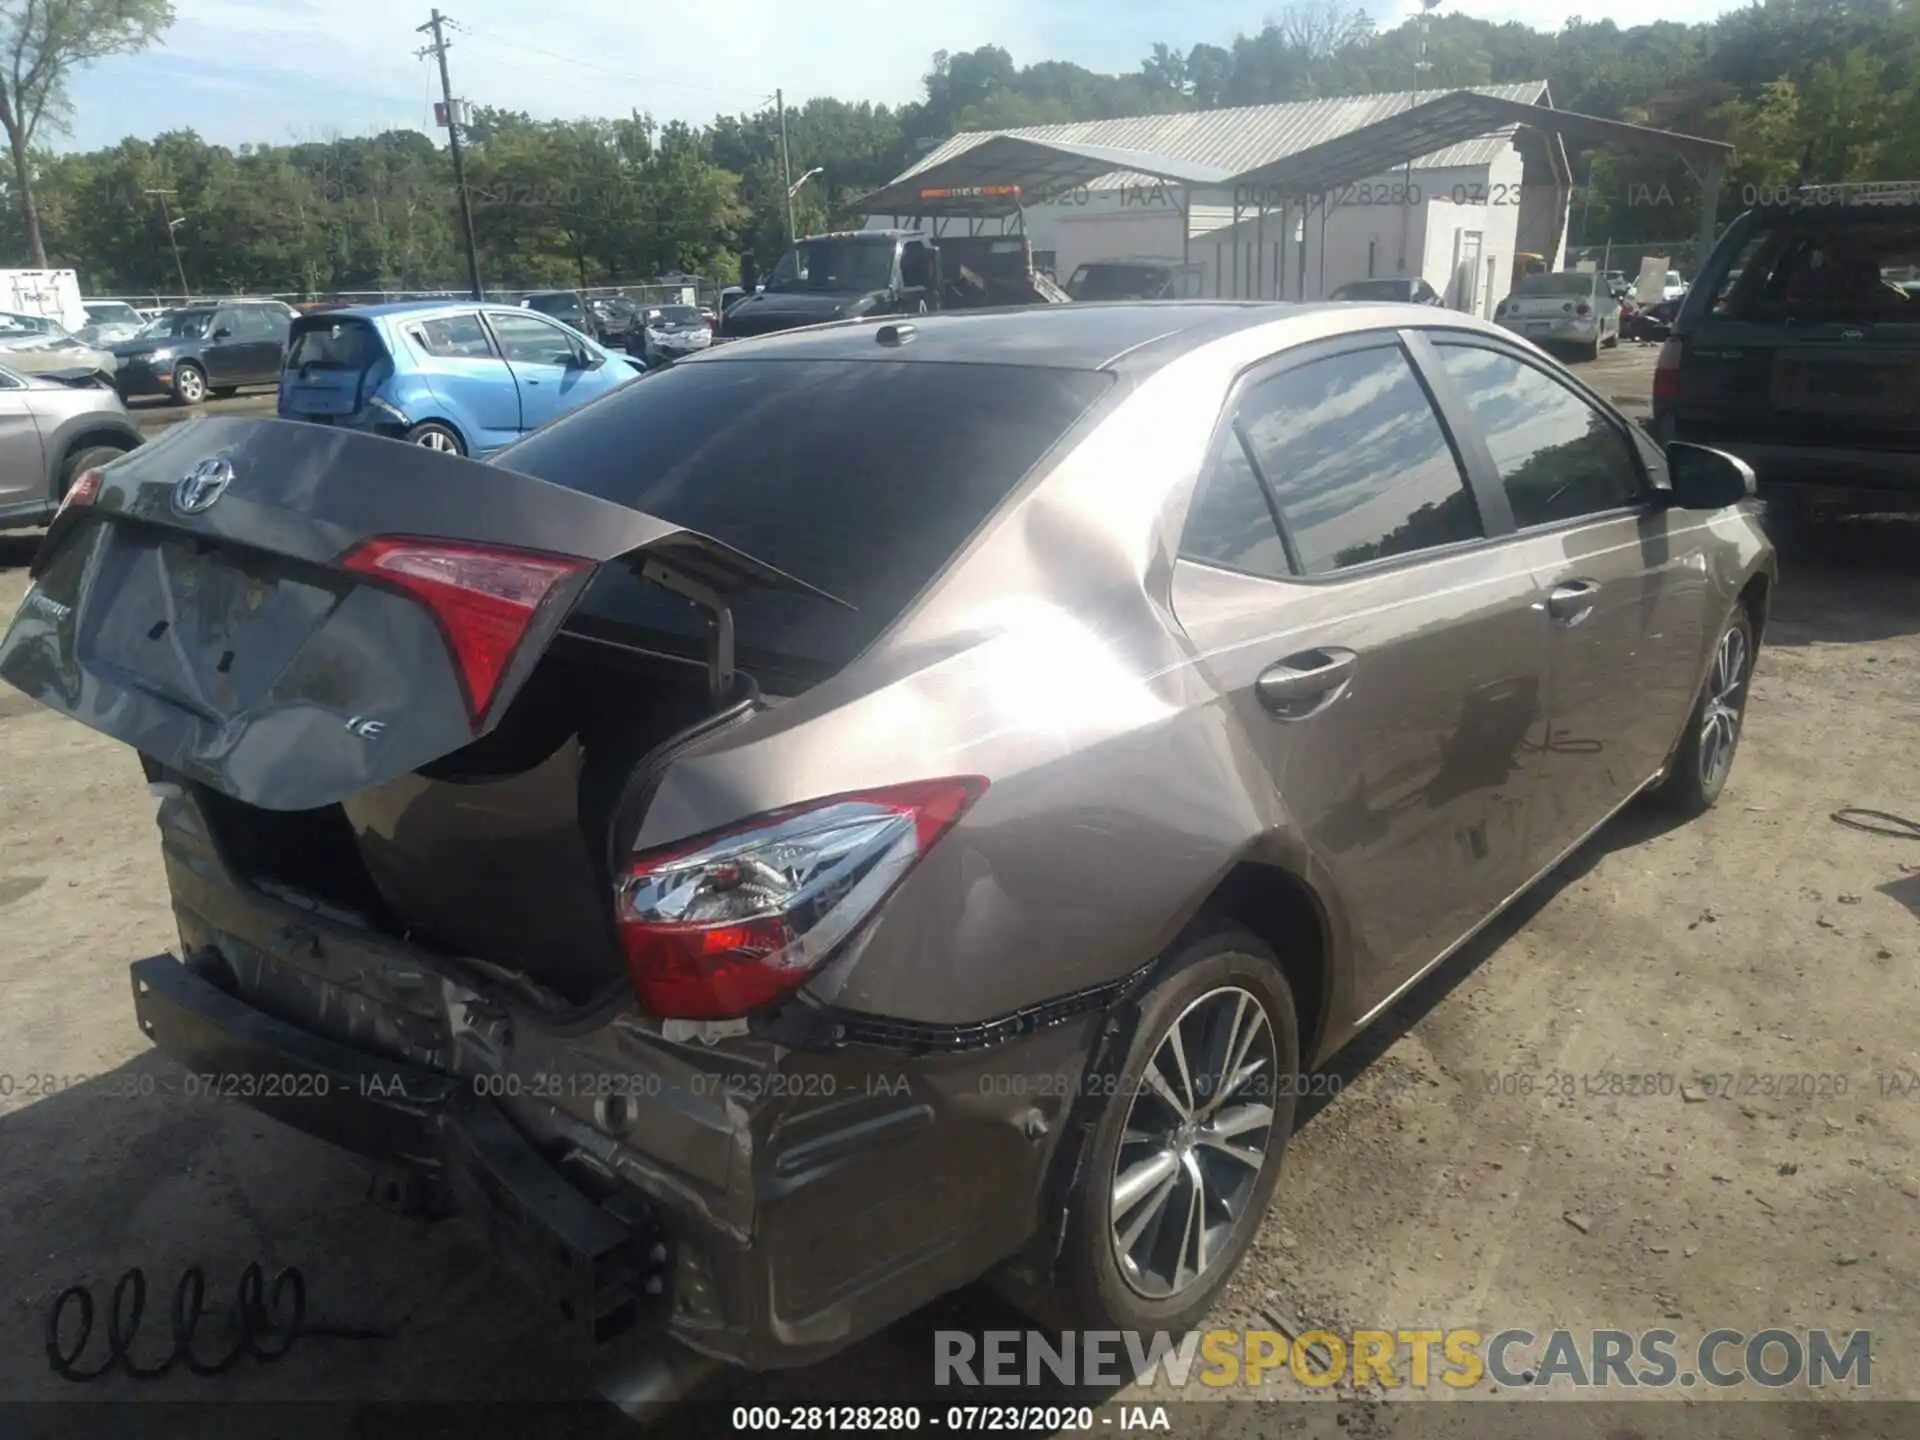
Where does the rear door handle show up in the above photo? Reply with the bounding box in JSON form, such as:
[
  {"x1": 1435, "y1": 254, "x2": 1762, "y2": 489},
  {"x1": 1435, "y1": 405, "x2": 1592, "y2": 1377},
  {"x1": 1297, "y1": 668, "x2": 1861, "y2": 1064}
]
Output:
[
  {"x1": 1256, "y1": 647, "x2": 1357, "y2": 719},
  {"x1": 1546, "y1": 580, "x2": 1601, "y2": 623}
]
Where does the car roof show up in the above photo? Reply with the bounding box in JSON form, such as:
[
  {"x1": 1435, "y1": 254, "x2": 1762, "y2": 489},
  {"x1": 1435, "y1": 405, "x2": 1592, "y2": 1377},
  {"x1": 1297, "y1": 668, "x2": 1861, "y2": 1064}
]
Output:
[
  {"x1": 691, "y1": 301, "x2": 1319, "y2": 372},
  {"x1": 307, "y1": 299, "x2": 506, "y2": 321}
]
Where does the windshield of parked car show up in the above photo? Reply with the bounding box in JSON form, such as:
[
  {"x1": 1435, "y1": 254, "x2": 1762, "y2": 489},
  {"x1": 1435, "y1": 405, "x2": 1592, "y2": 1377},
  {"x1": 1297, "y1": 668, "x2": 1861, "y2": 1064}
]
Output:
[
  {"x1": 0, "y1": 312, "x2": 61, "y2": 336},
  {"x1": 1329, "y1": 279, "x2": 1412, "y2": 301},
  {"x1": 141, "y1": 310, "x2": 215, "y2": 339},
  {"x1": 496, "y1": 359, "x2": 1112, "y2": 687},
  {"x1": 1513, "y1": 273, "x2": 1598, "y2": 297},
  {"x1": 85, "y1": 302, "x2": 141, "y2": 326},
  {"x1": 765, "y1": 238, "x2": 895, "y2": 294},
  {"x1": 525, "y1": 293, "x2": 581, "y2": 317},
  {"x1": 1708, "y1": 217, "x2": 1920, "y2": 321}
]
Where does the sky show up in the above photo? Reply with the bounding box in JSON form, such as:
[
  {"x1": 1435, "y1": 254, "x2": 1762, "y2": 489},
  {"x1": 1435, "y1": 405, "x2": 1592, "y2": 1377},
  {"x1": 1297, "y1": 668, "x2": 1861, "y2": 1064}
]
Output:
[{"x1": 58, "y1": 0, "x2": 1753, "y2": 155}]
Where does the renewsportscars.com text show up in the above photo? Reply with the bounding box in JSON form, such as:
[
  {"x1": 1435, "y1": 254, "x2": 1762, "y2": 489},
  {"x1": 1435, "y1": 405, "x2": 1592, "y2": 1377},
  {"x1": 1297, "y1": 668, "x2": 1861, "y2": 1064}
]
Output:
[{"x1": 935, "y1": 1327, "x2": 1873, "y2": 1391}]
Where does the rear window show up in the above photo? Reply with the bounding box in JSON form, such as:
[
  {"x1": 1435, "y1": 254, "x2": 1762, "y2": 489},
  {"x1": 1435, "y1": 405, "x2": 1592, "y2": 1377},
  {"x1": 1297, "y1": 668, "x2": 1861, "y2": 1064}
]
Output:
[
  {"x1": 1329, "y1": 280, "x2": 1408, "y2": 301},
  {"x1": 497, "y1": 359, "x2": 1112, "y2": 687},
  {"x1": 1069, "y1": 265, "x2": 1171, "y2": 301},
  {"x1": 1708, "y1": 216, "x2": 1920, "y2": 322},
  {"x1": 525, "y1": 293, "x2": 581, "y2": 317},
  {"x1": 1513, "y1": 273, "x2": 1598, "y2": 297},
  {"x1": 286, "y1": 318, "x2": 386, "y2": 370}
]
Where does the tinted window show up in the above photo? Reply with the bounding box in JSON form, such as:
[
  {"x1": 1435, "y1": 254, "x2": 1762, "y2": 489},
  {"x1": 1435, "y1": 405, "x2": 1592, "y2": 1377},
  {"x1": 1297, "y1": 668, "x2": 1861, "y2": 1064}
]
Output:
[
  {"x1": 1710, "y1": 217, "x2": 1920, "y2": 322},
  {"x1": 489, "y1": 311, "x2": 579, "y2": 366},
  {"x1": 1513, "y1": 273, "x2": 1598, "y2": 298},
  {"x1": 211, "y1": 310, "x2": 242, "y2": 338},
  {"x1": 1435, "y1": 343, "x2": 1644, "y2": 526},
  {"x1": 497, "y1": 359, "x2": 1111, "y2": 686},
  {"x1": 413, "y1": 312, "x2": 496, "y2": 359},
  {"x1": 1181, "y1": 431, "x2": 1291, "y2": 580},
  {"x1": 287, "y1": 318, "x2": 386, "y2": 370},
  {"x1": 1330, "y1": 279, "x2": 1409, "y2": 302},
  {"x1": 1237, "y1": 345, "x2": 1481, "y2": 574}
]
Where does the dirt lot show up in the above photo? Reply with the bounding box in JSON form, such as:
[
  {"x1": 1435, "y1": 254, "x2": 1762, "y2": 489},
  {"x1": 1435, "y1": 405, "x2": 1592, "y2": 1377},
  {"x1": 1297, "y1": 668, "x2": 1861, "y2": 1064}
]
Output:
[{"x1": 2, "y1": 344, "x2": 1917, "y2": 1437}]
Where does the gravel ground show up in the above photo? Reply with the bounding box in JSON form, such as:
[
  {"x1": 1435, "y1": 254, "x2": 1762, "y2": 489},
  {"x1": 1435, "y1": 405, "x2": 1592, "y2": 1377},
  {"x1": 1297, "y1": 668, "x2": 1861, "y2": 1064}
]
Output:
[{"x1": 1, "y1": 345, "x2": 1916, "y2": 1438}]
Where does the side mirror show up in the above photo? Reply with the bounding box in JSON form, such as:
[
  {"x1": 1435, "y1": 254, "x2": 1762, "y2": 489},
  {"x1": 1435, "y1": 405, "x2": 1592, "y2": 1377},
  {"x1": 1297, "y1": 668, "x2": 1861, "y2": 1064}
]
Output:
[
  {"x1": 1665, "y1": 442, "x2": 1755, "y2": 510},
  {"x1": 212, "y1": 327, "x2": 232, "y2": 340}
]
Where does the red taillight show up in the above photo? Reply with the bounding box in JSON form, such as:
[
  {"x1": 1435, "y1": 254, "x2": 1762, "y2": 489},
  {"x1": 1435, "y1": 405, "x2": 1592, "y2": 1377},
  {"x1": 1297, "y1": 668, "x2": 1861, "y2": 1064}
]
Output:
[
  {"x1": 1653, "y1": 339, "x2": 1684, "y2": 402},
  {"x1": 617, "y1": 777, "x2": 987, "y2": 1019},
  {"x1": 340, "y1": 537, "x2": 588, "y2": 728}
]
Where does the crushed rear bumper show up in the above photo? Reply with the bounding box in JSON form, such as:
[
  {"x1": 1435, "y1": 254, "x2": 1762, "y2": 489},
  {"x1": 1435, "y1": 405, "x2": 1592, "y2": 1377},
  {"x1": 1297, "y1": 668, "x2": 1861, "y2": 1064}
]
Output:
[
  {"x1": 131, "y1": 951, "x2": 668, "y2": 1344},
  {"x1": 136, "y1": 786, "x2": 1103, "y2": 1369}
]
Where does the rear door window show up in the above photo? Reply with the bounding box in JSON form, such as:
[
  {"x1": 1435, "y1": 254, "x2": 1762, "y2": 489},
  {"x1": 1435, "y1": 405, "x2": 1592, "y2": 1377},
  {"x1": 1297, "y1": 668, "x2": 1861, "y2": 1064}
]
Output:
[
  {"x1": 1235, "y1": 344, "x2": 1483, "y2": 575},
  {"x1": 412, "y1": 312, "x2": 496, "y2": 359},
  {"x1": 497, "y1": 359, "x2": 1112, "y2": 686}
]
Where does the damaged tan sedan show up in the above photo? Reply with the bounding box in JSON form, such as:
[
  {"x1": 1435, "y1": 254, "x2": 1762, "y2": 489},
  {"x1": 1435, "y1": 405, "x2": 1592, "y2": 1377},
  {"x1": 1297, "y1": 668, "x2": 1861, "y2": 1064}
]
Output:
[{"x1": 1, "y1": 301, "x2": 1774, "y2": 1372}]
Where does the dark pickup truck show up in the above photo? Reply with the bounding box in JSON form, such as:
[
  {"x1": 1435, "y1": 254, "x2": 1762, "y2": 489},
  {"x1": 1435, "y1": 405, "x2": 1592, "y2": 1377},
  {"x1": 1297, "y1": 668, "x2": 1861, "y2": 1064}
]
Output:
[{"x1": 716, "y1": 229, "x2": 1068, "y2": 343}]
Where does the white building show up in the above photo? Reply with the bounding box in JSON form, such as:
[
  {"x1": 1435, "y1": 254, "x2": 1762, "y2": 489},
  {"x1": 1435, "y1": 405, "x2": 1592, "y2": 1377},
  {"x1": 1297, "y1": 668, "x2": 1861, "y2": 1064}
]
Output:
[{"x1": 867, "y1": 83, "x2": 1573, "y2": 320}]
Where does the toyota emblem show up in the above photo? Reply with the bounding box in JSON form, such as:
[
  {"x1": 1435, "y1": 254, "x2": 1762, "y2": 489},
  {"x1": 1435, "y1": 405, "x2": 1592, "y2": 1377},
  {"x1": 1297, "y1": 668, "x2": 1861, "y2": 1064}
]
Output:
[{"x1": 172, "y1": 456, "x2": 235, "y2": 516}]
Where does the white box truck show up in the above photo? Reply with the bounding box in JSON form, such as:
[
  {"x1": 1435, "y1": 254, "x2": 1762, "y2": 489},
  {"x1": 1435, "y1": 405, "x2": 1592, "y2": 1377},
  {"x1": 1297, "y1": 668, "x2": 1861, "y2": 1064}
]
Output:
[{"x1": 0, "y1": 269, "x2": 86, "y2": 331}]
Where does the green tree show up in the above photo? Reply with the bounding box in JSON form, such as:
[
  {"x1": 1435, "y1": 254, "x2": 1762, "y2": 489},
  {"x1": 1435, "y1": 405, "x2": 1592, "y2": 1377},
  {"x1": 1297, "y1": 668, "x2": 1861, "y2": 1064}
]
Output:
[{"x1": 0, "y1": 0, "x2": 174, "y2": 266}]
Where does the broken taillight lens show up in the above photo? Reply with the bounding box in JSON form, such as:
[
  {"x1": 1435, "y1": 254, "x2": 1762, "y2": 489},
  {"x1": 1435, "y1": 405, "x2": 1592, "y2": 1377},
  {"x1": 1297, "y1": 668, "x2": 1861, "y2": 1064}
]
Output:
[
  {"x1": 616, "y1": 777, "x2": 987, "y2": 1020},
  {"x1": 55, "y1": 467, "x2": 104, "y2": 520},
  {"x1": 339, "y1": 536, "x2": 588, "y2": 727}
]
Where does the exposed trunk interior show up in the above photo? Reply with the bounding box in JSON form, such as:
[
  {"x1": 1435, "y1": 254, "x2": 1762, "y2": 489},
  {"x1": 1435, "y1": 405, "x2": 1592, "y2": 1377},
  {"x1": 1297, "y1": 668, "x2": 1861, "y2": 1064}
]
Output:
[{"x1": 190, "y1": 636, "x2": 744, "y2": 1007}]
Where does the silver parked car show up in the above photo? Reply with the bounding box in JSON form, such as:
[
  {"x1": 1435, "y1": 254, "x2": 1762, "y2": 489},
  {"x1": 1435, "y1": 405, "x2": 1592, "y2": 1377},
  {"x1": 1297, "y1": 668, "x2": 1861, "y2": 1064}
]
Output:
[
  {"x1": 1493, "y1": 271, "x2": 1623, "y2": 359},
  {"x1": 633, "y1": 302, "x2": 713, "y2": 365},
  {"x1": 0, "y1": 361, "x2": 142, "y2": 531},
  {"x1": 2, "y1": 303, "x2": 1772, "y2": 1372}
]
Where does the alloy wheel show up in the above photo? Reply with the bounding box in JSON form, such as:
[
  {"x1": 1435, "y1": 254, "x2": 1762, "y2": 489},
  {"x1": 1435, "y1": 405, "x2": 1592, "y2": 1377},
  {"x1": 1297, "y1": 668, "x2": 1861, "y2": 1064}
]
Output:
[
  {"x1": 1109, "y1": 985, "x2": 1277, "y2": 1300},
  {"x1": 1699, "y1": 624, "x2": 1749, "y2": 790},
  {"x1": 417, "y1": 429, "x2": 458, "y2": 453},
  {"x1": 176, "y1": 368, "x2": 205, "y2": 403}
]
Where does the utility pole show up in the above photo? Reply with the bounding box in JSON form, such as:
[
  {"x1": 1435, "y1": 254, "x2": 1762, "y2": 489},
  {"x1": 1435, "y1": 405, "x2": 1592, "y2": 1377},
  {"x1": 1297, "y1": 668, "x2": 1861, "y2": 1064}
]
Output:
[
  {"x1": 776, "y1": 88, "x2": 796, "y2": 243},
  {"x1": 1399, "y1": 0, "x2": 1440, "y2": 274},
  {"x1": 144, "y1": 189, "x2": 190, "y2": 298},
  {"x1": 418, "y1": 9, "x2": 485, "y2": 300}
]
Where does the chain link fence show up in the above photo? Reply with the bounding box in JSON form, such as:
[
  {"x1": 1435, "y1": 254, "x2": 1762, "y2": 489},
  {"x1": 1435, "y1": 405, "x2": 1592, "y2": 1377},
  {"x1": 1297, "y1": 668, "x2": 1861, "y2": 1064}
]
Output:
[{"x1": 95, "y1": 277, "x2": 719, "y2": 311}]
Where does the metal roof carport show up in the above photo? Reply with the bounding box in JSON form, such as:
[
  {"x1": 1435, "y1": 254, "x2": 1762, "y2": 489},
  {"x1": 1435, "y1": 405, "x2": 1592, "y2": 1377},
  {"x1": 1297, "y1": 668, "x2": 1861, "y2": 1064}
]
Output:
[
  {"x1": 862, "y1": 94, "x2": 1735, "y2": 292},
  {"x1": 858, "y1": 134, "x2": 1232, "y2": 242},
  {"x1": 1225, "y1": 91, "x2": 1735, "y2": 253}
]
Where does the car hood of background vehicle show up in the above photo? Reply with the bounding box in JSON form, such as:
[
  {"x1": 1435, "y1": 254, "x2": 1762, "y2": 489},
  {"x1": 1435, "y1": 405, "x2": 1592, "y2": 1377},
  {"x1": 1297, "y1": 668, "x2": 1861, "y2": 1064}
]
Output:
[{"x1": 722, "y1": 290, "x2": 868, "y2": 334}]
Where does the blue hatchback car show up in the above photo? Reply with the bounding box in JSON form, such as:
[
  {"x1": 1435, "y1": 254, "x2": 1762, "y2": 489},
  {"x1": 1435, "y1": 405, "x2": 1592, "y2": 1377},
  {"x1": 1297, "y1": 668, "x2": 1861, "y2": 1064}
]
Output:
[{"x1": 277, "y1": 301, "x2": 643, "y2": 455}]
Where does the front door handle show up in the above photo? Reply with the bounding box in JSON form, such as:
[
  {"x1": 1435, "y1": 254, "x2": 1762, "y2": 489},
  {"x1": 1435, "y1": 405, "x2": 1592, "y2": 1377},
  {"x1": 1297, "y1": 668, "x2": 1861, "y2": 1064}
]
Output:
[
  {"x1": 1256, "y1": 647, "x2": 1357, "y2": 719},
  {"x1": 1546, "y1": 580, "x2": 1601, "y2": 624}
]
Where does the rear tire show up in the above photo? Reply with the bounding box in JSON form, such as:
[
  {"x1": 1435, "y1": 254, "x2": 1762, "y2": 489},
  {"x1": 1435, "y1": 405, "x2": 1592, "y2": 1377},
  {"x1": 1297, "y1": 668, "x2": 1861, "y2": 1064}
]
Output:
[
  {"x1": 1047, "y1": 923, "x2": 1299, "y2": 1337},
  {"x1": 171, "y1": 362, "x2": 207, "y2": 406},
  {"x1": 405, "y1": 421, "x2": 465, "y2": 455},
  {"x1": 1655, "y1": 607, "x2": 1755, "y2": 816}
]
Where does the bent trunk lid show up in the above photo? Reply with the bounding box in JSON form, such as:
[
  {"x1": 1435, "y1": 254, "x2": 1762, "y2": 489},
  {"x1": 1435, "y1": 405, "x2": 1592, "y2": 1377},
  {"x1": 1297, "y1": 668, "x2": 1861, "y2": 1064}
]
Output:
[{"x1": 1, "y1": 416, "x2": 836, "y2": 811}]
